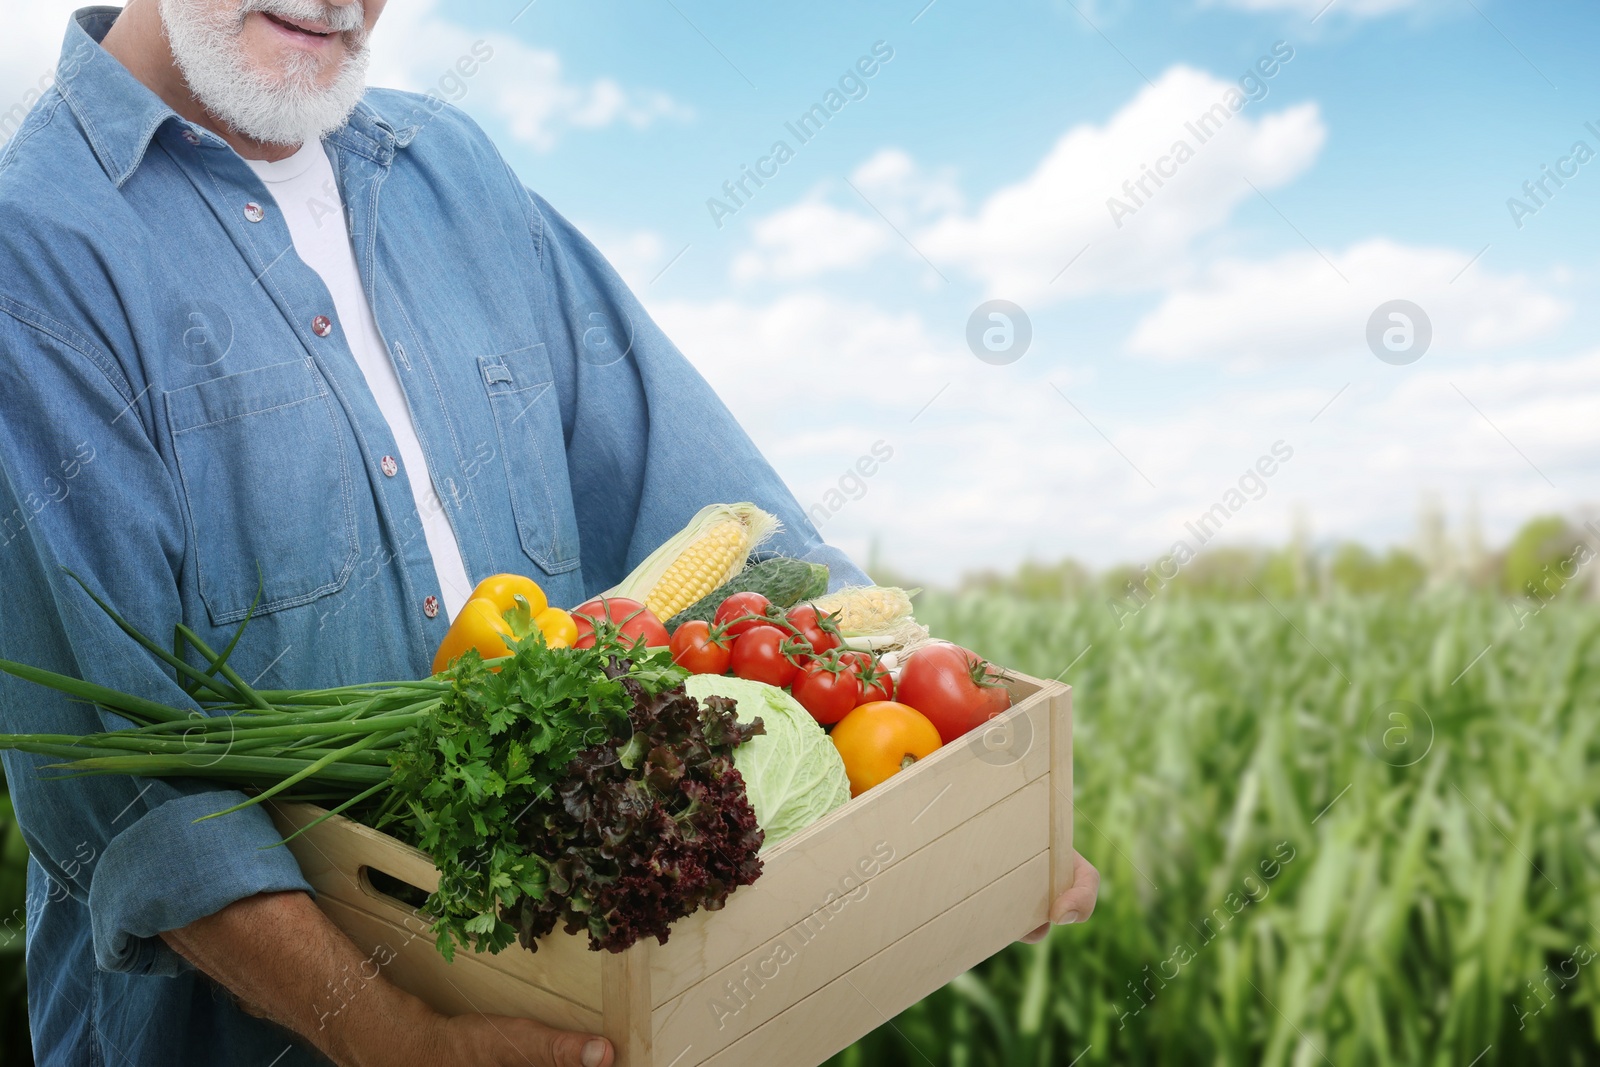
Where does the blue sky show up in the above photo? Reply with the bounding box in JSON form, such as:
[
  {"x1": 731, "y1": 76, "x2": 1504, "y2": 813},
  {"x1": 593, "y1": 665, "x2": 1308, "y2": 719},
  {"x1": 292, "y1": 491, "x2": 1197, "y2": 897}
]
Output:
[{"x1": 7, "y1": 0, "x2": 1598, "y2": 581}]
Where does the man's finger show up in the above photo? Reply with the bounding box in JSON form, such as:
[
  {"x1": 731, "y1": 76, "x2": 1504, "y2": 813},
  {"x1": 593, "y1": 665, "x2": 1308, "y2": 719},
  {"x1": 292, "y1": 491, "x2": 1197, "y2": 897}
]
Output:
[
  {"x1": 1049, "y1": 851, "x2": 1101, "y2": 925},
  {"x1": 496, "y1": 1018, "x2": 612, "y2": 1067}
]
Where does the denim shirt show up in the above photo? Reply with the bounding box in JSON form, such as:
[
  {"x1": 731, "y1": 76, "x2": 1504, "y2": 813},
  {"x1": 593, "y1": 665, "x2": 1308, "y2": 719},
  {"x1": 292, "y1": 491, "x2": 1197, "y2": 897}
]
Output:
[{"x1": 0, "y1": 9, "x2": 867, "y2": 1065}]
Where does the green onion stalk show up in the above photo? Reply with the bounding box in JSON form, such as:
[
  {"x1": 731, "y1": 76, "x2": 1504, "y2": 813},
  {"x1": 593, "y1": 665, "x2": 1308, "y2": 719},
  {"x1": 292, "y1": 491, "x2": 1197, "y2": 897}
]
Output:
[{"x1": 0, "y1": 570, "x2": 502, "y2": 842}]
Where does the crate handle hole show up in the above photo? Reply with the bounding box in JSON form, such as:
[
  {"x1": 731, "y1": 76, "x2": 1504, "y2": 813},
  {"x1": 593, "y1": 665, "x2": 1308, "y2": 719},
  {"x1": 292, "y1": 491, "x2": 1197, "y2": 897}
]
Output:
[{"x1": 360, "y1": 865, "x2": 433, "y2": 912}]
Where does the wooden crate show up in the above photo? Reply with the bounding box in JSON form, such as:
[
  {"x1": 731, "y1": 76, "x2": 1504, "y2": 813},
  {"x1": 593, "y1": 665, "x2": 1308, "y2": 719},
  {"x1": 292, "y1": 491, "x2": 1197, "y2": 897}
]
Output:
[{"x1": 267, "y1": 671, "x2": 1072, "y2": 1067}]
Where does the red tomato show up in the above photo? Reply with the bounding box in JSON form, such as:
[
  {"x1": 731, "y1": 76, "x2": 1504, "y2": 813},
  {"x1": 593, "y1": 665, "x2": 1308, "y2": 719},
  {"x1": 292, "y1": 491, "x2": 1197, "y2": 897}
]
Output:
[
  {"x1": 714, "y1": 592, "x2": 775, "y2": 639},
  {"x1": 896, "y1": 643, "x2": 1012, "y2": 744},
  {"x1": 786, "y1": 604, "x2": 839, "y2": 665},
  {"x1": 571, "y1": 596, "x2": 670, "y2": 649},
  {"x1": 791, "y1": 657, "x2": 862, "y2": 725},
  {"x1": 669, "y1": 620, "x2": 731, "y2": 675},
  {"x1": 841, "y1": 651, "x2": 895, "y2": 705},
  {"x1": 729, "y1": 624, "x2": 798, "y2": 688}
]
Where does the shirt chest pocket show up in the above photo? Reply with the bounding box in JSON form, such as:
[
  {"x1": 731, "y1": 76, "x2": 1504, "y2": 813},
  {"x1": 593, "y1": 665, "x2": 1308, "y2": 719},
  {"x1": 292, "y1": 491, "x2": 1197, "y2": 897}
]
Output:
[
  {"x1": 164, "y1": 358, "x2": 360, "y2": 625},
  {"x1": 479, "y1": 343, "x2": 582, "y2": 576}
]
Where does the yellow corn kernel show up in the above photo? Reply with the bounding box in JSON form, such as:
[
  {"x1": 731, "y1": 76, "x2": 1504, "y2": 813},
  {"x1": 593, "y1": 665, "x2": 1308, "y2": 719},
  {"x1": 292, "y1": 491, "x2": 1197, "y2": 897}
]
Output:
[
  {"x1": 813, "y1": 586, "x2": 915, "y2": 634},
  {"x1": 645, "y1": 519, "x2": 750, "y2": 619}
]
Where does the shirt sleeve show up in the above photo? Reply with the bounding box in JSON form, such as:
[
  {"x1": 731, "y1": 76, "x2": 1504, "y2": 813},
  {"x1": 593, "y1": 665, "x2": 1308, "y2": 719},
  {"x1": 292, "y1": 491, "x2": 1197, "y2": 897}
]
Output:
[
  {"x1": 0, "y1": 306, "x2": 312, "y2": 978},
  {"x1": 509, "y1": 183, "x2": 873, "y2": 595}
]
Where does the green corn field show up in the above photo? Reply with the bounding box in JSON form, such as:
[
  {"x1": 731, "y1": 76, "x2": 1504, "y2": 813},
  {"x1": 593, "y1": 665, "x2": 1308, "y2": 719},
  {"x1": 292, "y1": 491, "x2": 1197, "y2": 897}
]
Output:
[
  {"x1": 0, "y1": 585, "x2": 1595, "y2": 1065},
  {"x1": 829, "y1": 587, "x2": 1600, "y2": 1067}
]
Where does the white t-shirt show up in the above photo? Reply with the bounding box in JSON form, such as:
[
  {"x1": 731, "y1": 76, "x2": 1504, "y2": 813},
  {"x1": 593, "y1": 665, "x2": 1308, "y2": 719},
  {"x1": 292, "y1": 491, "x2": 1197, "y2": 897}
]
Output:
[{"x1": 245, "y1": 141, "x2": 473, "y2": 622}]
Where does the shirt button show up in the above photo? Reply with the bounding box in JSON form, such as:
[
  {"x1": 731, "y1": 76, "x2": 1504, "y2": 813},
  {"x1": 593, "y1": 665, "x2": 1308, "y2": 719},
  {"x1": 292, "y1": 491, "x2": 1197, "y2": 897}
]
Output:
[
  {"x1": 380, "y1": 455, "x2": 398, "y2": 477},
  {"x1": 312, "y1": 315, "x2": 333, "y2": 337},
  {"x1": 244, "y1": 202, "x2": 265, "y2": 223},
  {"x1": 423, "y1": 595, "x2": 440, "y2": 619}
]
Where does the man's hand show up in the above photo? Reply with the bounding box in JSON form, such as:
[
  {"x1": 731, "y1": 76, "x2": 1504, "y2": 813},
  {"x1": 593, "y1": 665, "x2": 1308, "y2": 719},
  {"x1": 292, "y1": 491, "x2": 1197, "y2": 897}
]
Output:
[
  {"x1": 1020, "y1": 850, "x2": 1099, "y2": 945},
  {"x1": 428, "y1": 1015, "x2": 613, "y2": 1067},
  {"x1": 159, "y1": 890, "x2": 613, "y2": 1067}
]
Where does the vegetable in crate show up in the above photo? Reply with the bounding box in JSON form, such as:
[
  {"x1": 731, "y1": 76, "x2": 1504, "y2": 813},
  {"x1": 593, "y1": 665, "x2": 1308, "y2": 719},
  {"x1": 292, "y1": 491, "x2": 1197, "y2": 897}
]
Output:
[
  {"x1": 395, "y1": 647, "x2": 767, "y2": 955},
  {"x1": 791, "y1": 651, "x2": 861, "y2": 726},
  {"x1": 665, "y1": 556, "x2": 830, "y2": 632},
  {"x1": 830, "y1": 700, "x2": 943, "y2": 798},
  {"x1": 684, "y1": 675, "x2": 851, "y2": 846},
  {"x1": 570, "y1": 595, "x2": 671, "y2": 649},
  {"x1": 812, "y1": 585, "x2": 928, "y2": 651},
  {"x1": 729, "y1": 624, "x2": 802, "y2": 689},
  {"x1": 603, "y1": 503, "x2": 778, "y2": 621},
  {"x1": 897, "y1": 643, "x2": 1013, "y2": 745},
  {"x1": 669, "y1": 620, "x2": 732, "y2": 675},
  {"x1": 431, "y1": 572, "x2": 578, "y2": 675},
  {"x1": 0, "y1": 569, "x2": 766, "y2": 958}
]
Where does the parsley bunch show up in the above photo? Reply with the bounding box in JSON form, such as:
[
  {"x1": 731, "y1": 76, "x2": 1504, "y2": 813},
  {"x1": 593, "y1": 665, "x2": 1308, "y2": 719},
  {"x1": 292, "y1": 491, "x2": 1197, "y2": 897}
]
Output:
[{"x1": 386, "y1": 638, "x2": 765, "y2": 957}]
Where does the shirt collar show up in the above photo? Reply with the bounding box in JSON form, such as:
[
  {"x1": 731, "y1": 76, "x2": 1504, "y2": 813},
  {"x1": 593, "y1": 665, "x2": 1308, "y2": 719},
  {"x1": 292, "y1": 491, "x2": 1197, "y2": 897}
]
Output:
[{"x1": 57, "y1": 5, "x2": 415, "y2": 187}]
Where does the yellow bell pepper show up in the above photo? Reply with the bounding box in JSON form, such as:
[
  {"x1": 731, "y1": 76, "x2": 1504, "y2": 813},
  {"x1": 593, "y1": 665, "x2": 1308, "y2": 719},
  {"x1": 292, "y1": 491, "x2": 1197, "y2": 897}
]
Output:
[
  {"x1": 535, "y1": 606, "x2": 578, "y2": 649},
  {"x1": 430, "y1": 597, "x2": 516, "y2": 675},
  {"x1": 470, "y1": 574, "x2": 547, "y2": 617},
  {"x1": 431, "y1": 573, "x2": 576, "y2": 675}
]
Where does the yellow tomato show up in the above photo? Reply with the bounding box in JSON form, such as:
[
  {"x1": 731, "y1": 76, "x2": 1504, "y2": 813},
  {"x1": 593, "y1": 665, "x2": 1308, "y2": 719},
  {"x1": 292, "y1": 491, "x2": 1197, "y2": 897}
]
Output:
[
  {"x1": 829, "y1": 701, "x2": 943, "y2": 797},
  {"x1": 430, "y1": 597, "x2": 515, "y2": 675},
  {"x1": 535, "y1": 607, "x2": 579, "y2": 649},
  {"x1": 469, "y1": 573, "x2": 547, "y2": 617}
]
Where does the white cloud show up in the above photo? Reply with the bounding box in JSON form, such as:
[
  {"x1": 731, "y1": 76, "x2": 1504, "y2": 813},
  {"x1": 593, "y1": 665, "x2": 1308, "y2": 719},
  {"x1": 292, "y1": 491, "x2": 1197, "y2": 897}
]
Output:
[
  {"x1": 918, "y1": 64, "x2": 1325, "y2": 301},
  {"x1": 728, "y1": 150, "x2": 963, "y2": 282},
  {"x1": 1127, "y1": 238, "x2": 1569, "y2": 364},
  {"x1": 584, "y1": 227, "x2": 669, "y2": 291},
  {"x1": 850, "y1": 148, "x2": 965, "y2": 224},
  {"x1": 363, "y1": 0, "x2": 691, "y2": 151},
  {"x1": 642, "y1": 282, "x2": 1600, "y2": 582},
  {"x1": 727, "y1": 65, "x2": 1325, "y2": 300},
  {"x1": 731, "y1": 197, "x2": 891, "y2": 281},
  {"x1": 651, "y1": 291, "x2": 957, "y2": 432}
]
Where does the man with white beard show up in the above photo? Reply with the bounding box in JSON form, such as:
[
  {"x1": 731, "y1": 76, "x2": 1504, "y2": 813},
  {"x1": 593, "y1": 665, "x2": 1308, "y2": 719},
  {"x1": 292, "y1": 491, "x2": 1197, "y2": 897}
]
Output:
[{"x1": 0, "y1": 3, "x2": 1102, "y2": 1065}]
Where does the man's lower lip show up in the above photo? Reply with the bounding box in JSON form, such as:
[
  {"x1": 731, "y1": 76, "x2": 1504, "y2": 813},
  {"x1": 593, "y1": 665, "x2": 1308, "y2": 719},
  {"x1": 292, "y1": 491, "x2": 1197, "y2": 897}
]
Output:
[{"x1": 258, "y1": 12, "x2": 340, "y2": 47}]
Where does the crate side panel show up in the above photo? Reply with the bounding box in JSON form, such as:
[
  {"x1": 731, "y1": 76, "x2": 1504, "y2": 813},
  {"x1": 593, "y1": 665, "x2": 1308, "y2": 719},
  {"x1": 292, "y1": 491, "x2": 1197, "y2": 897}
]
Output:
[
  {"x1": 315, "y1": 895, "x2": 604, "y2": 1033},
  {"x1": 1050, "y1": 685, "x2": 1076, "y2": 906},
  {"x1": 695, "y1": 852, "x2": 1051, "y2": 1067},
  {"x1": 652, "y1": 778, "x2": 1049, "y2": 1060},
  {"x1": 649, "y1": 685, "x2": 1053, "y2": 1005},
  {"x1": 602, "y1": 942, "x2": 654, "y2": 1067},
  {"x1": 271, "y1": 802, "x2": 604, "y2": 1010}
]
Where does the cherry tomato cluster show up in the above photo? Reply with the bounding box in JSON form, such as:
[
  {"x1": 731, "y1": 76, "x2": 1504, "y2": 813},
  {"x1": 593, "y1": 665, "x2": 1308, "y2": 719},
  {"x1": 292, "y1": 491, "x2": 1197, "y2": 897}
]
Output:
[
  {"x1": 667, "y1": 593, "x2": 898, "y2": 727},
  {"x1": 527, "y1": 589, "x2": 1016, "y2": 802}
]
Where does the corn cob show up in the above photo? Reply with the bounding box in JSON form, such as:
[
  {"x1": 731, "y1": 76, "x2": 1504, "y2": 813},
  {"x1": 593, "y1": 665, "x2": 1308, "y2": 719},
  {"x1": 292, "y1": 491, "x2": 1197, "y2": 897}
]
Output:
[{"x1": 604, "y1": 503, "x2": 779, "y2": 620}]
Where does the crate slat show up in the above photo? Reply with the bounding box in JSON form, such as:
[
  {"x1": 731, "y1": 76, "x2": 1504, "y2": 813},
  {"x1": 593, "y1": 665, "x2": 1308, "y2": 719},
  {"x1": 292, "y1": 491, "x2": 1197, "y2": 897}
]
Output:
[
  {"x1": 694, "y1": 851, "x2": 1051, "y2": 1067},
  {"x1": 603, "y1": 942, "x2": 653, "y2": 1066},
  {"x1": 651, "y1": 776, "x2": 1049, "y2": 1060},
  {"x1": 1049, "y1": 685, "x2": 1075, "y2": 907},
  {"x1": 649, "y1": 678, "x2": 1055, "y2": 1006},
  {"x1": 313, "y1": 895, "x2": 604, "y2": 1032}
]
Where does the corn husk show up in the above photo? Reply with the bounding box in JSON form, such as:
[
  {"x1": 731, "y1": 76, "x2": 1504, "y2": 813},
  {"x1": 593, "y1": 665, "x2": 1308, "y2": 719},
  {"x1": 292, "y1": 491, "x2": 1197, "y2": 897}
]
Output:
[{"x1": 604, "y1": 503, "x2": 778, "y2": 613}]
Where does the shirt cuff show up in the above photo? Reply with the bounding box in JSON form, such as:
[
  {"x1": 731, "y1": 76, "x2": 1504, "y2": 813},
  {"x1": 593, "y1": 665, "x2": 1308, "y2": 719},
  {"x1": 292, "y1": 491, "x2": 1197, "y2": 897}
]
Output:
[{"x1": 87, "y1": 790, "x2": 315, "y2": 976}]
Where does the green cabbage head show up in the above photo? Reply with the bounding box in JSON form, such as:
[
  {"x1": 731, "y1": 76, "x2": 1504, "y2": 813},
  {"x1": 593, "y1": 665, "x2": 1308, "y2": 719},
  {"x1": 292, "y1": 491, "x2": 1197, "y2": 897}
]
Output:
[{"x1": 685, "y1": 674, "x2": 852, "y2": 847}]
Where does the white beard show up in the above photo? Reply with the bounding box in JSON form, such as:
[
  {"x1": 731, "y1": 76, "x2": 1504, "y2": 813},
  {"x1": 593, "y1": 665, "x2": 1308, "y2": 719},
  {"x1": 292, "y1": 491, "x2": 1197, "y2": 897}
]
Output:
[{"x1": 159, "y1": 0, "x2": 371, "y2": 147}]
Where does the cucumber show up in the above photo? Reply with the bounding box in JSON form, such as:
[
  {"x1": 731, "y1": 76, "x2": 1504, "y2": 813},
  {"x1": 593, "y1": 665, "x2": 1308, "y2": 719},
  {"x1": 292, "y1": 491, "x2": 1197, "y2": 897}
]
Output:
[{"x1": 666, "y1": 557, "x2": 829, "y2": 632}]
